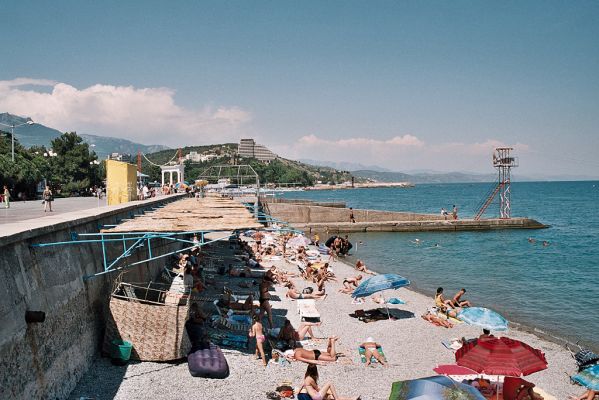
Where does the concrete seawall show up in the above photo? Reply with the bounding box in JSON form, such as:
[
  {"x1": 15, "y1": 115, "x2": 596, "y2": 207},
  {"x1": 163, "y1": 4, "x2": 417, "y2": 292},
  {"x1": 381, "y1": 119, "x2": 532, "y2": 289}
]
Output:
[
  {"x1": 265, "y1": 202, "x2": 547, "y2": 232},
  {"x1": 0, "y1": 195, "x2": 184, "y2": 400}
]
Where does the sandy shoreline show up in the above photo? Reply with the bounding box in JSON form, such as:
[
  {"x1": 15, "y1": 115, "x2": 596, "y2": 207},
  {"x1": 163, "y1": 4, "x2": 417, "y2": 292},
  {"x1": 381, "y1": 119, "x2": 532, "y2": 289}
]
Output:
[{"x1": 70, "y1": 243, "x2": 581, "y2": 400}]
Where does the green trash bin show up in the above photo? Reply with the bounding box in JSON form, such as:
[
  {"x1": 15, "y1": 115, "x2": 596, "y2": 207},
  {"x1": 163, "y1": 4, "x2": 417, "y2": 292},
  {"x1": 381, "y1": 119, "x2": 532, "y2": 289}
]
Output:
[{"x1": 110, "y1": 339, "x2": 132, "y2": 365}]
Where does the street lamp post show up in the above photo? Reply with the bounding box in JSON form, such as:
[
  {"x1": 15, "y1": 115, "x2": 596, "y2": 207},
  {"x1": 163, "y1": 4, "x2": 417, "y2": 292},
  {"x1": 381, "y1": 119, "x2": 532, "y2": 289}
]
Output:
[{"x1": 0, "y1": 120, "x2": 35, "y2": 162}]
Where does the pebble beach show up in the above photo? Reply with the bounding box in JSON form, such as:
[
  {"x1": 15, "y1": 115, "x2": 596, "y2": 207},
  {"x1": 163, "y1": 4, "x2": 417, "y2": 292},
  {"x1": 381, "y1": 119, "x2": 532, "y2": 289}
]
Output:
[{"x1": 70, "y1": 243, "x2": 580, "y2": 400}]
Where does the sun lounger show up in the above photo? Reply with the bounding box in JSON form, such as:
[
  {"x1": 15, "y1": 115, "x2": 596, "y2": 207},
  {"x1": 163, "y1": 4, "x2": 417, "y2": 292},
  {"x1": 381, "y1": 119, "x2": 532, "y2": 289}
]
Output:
[{"x1": 297, "y1": 299, "x2": 320, "y2": 321}]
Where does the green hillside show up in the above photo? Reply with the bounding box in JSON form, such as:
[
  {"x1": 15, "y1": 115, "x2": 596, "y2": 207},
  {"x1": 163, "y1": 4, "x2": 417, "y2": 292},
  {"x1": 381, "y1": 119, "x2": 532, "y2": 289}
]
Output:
[{"x1": 141, "y1": 144, "x2": 354, "y2": 187}]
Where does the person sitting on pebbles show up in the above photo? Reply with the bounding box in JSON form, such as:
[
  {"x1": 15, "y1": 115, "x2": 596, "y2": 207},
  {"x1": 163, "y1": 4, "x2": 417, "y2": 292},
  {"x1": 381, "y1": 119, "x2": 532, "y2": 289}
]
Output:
[
  {"x1": 355, "y1": 260, "x2": 376, "y2": 275},
  {"x1": 298, "y1": 364, "x2": 361, "y2": 400},
  {"x1": 339, "y1": 275, "x2": 363, "y2": 294}
]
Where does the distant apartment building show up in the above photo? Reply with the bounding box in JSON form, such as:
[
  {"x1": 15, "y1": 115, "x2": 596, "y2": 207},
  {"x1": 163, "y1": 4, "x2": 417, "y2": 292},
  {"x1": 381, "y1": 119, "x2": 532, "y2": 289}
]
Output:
[
  {"x1": 185, "y1": 151, "x2": 219, "y2": 163},
  {"x1": 237, "y1": 138, "x2": 276, "y2": 163},
  {"x1": 107, "y1": 152, "x2": 132, "y2": 163}
]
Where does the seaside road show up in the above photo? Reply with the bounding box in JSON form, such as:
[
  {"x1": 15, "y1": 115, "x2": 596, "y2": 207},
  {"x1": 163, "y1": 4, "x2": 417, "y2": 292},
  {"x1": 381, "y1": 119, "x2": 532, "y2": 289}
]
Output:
[{"x1": 0, "y1": 197, "x2": 107, "y2": 225}]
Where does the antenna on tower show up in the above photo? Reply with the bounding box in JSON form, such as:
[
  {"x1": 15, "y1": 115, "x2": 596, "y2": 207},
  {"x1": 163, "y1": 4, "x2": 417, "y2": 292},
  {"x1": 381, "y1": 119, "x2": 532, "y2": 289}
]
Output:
[{"x1": 474, "y1": 147, "x2": 518, "y2": 220}]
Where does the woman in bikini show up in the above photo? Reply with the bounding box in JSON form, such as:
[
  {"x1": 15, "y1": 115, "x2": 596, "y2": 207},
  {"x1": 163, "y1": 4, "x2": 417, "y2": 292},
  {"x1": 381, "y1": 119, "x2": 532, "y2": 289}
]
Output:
[
  {"x1": 360, "y1": 337, "x2": 388, "y2": 367},
  {"x1": 249, "y1": 314, "x2": 267, "y2": 366},
  {"x1": 298, "y1": 364, "x2": 360, "y2": 400},
  {"x1": 278, "y1": 319, "x2": 320, "y2": 348},
  {"x1": 355, "y1": 260, "x2": 375, "y2": 275},
  {"x1": 286, "y1": 337, "x2": 340, "y2": 364}
]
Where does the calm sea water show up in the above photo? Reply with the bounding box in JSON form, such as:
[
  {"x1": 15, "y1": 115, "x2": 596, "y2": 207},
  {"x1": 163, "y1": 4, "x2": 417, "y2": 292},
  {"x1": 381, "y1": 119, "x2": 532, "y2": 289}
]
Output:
[{"x1": 281, "y1": 181, "x2": 599, "y2": 350}]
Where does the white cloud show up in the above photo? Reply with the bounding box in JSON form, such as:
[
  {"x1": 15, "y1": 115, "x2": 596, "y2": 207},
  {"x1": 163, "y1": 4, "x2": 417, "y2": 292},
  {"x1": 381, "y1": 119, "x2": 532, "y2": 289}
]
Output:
[
  {"x1": 0, "y1": 78, "x2": 252, "y2": 146},
  {"x1": 275, "y1": 134, "x2": 529, "y2": 173}
]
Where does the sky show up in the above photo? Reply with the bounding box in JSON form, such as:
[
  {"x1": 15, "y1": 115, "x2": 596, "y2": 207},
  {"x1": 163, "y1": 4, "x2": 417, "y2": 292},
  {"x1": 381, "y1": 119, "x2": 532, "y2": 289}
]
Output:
[{"x1": 1, "y1": 0, "x2": 599, "y2": 177}]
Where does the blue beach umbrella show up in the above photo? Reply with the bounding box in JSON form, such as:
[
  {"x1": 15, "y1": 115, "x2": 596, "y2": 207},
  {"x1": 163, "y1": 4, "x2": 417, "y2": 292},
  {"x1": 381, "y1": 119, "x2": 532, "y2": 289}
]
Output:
[
  {"x1": 572, "y1": 364, "x2": 599, "y2": 390},
  {"x1": 352, "y1": 273, "x2": 410, "y2": 298},
  {"x1": 389, "y1": 375, "x2": 486, "y2": 400},
  {"x1": 456, "y1": 307, "x2": 509, "y2": 331}
]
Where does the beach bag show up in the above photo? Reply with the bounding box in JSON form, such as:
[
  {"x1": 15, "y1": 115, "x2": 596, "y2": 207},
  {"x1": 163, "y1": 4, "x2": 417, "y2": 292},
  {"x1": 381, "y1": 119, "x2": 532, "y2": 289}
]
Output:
[{"x1": 574, "y1": 348, "x2": 599, "y2": 371}]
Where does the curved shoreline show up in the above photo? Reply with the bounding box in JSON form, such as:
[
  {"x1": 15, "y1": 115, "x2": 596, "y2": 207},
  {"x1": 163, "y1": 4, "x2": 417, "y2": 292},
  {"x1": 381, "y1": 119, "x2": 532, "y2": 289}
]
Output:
[{"x1": 340, "y1": 253, "x2": 598, "y2": 354}]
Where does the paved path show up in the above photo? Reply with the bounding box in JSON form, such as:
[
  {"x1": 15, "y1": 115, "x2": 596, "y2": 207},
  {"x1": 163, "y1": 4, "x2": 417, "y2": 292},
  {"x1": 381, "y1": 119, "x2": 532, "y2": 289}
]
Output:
[{"x1": 0, "y1": 197, "x2": 107, "y2": 224}]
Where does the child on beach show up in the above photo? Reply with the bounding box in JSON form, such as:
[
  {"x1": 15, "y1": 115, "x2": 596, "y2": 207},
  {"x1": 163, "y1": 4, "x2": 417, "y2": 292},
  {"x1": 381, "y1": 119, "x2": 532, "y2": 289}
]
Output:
[{"x1": 249, "y1": 314, "x2": 267, "y2": 366}]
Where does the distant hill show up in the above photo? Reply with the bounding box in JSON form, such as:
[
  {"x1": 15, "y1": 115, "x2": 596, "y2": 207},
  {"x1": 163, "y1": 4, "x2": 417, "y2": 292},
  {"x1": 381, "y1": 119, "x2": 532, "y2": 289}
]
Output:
[
  {"x1": 0, "y1": 113, "x2": 169, "y2": 158},
  {"x1": 298, "y1": 159, "x2": 391, "y2": 172},
  {"x1": 142, "y1": 145, "x2": 355, "y2": 186},
  {"x1": 352, "y1": 169, "x2": 497, "y2": 184}
]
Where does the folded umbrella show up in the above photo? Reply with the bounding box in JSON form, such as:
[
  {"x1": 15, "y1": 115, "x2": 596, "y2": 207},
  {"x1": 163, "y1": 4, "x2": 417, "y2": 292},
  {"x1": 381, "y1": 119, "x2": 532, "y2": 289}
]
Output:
[{"x1": 457, "y1": 307, "x2": 508, "y2": 331}]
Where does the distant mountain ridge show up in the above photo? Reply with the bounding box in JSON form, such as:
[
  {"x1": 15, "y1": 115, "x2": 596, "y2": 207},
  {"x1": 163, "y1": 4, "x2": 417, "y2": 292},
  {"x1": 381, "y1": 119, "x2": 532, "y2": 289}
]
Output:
[
  {"x1": 352, "y1": 169, "x2": 498, "y2": 184},
  {"x1": 0, "y1": 112, "x2": 169, "y2": 158},
  {"x1": 299, "y1": 159, "x2": 392, "y2": 172}
]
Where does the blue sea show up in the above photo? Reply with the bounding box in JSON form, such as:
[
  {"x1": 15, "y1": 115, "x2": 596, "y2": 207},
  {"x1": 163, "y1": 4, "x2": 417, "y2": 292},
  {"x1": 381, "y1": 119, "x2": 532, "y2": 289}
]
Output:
[{"x1": 281, "y1": 181, "x2": 599, "y2": 350}]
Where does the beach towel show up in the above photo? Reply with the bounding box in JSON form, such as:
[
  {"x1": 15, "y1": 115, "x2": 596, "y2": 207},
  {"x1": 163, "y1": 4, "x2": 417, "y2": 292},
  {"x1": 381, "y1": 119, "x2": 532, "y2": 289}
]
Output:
[
  {"x1": 442, "y1": 338, "x2": 464, "y2": 351},
  {"x1": 358, "y1": 346, "x2": 387, "y2": 364},
  {"x1": 386, "y1": 297, "x2": 405, "y2": 305},
  {"x1": 297, "y1": 299, "x2": 320, "y2": 320}
]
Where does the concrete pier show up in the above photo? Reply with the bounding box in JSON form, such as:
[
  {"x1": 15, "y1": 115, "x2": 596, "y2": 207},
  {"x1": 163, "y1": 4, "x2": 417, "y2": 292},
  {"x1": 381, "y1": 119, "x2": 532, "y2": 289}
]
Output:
[{"x1": 265, "y1": 201, "x2": 547, "y2": 233}]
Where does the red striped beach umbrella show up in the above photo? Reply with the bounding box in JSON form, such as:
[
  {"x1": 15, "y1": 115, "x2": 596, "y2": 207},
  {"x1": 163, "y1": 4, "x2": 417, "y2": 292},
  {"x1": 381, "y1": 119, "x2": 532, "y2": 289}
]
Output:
[{"x1": 455, "y1": 337, "x2": 548, "y2": 377}]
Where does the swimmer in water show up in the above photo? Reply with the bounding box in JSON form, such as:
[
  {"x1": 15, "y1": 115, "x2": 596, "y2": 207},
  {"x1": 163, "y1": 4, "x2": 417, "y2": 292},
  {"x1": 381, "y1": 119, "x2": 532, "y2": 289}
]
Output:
[
  {"x1": 410, "y1": 238, "x2": 421, "y2": 245},
  {"x1": 528, "y1": 237, "x2": 536, "y2": 243},
  {"x1": 542, "y1": 241, "x2": 550, "y2": 246}
]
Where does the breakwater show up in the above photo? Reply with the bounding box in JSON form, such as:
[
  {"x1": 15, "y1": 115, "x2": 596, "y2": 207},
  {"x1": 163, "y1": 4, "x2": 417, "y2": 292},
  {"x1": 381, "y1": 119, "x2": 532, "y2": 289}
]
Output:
[
  {"x1": 265, "y1": 201, "x2": 546, "y2": 233},
  {"x1": 0, "y1": 195, "x2": 184, "y2": 400}
]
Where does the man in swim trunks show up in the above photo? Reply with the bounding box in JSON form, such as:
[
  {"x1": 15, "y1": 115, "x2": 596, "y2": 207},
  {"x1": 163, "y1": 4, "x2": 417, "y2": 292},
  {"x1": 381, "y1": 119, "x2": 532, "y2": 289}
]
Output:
[{"x1": 451, "y1": 288, "x2": 472, "y2": 308}]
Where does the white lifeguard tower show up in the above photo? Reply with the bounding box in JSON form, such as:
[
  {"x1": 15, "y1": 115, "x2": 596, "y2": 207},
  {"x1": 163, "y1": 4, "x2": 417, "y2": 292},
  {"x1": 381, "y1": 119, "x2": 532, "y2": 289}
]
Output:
[
  {"x1": 161, "y1": 164, "x2": 185, "y2": 187},
  {"x1": 475, "y1": 147, "x2": 518, "y2": 220}
]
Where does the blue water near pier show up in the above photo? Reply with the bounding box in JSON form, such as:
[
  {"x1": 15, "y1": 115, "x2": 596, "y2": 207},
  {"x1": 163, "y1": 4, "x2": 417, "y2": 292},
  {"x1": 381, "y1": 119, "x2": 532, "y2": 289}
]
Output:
[{"x1": 281, "y1": 181, "x2": 599, "y2": 349}]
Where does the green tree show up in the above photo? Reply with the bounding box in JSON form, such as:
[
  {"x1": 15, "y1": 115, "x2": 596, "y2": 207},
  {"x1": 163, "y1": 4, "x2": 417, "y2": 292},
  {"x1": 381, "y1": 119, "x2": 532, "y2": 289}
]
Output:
[{"x1": 49, "y1": 132, "x2": 100, "y2": 194}]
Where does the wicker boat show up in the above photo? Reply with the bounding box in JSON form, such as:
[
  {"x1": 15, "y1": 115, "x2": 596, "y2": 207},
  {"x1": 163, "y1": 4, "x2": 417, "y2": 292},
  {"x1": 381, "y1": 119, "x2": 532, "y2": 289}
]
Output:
[{"x1": 103, "y1": 280, "x2": 191, "y2": 361}]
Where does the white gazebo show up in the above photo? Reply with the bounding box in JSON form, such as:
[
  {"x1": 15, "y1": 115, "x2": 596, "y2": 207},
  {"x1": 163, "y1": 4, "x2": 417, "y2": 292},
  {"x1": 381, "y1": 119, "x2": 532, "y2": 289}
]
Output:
[{"x1": 161, "y1": 164, "x2": 185, "y2": 187}]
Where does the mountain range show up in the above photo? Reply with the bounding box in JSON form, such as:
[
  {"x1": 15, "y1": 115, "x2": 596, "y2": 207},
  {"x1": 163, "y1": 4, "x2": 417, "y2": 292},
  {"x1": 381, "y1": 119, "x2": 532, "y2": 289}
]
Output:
[{"x1": 0, "y1": 113, "x2": 169, "y2": 158}]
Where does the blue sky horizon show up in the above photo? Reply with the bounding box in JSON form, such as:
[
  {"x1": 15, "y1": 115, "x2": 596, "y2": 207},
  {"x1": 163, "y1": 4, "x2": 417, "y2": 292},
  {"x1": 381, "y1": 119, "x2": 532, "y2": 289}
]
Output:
[{"x1": 1, "y1": 1, "x2": 598, "y2": 176}]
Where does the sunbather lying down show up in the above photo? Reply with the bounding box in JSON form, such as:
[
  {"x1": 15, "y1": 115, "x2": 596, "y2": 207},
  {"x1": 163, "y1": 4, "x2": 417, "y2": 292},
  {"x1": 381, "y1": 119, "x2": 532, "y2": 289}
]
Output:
[
  {"x1": 422, "y1": 307, "x2": 453, "y2": 328},
  {"x1": 285, "y1": 337, "x2": 340, "y2": 365},
  {"x1": 360, "y1": 337, "x2": 388, "y2": 367},
  {"x1": 286, "y1": 285, "x2": 326, "y2": 300},
  {"x1": 569, "y1": 389, "x2": 598, "y2": 400}
]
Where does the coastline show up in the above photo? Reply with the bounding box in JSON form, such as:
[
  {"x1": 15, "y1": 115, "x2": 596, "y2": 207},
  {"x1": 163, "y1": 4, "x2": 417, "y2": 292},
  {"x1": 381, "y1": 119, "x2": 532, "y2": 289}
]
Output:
[
  {"x1": 71, "y1": 242, "x2": 579, "y2": 400},
  {"x1": 341, "y1": 253, "x2": 596, "y2": 354}
]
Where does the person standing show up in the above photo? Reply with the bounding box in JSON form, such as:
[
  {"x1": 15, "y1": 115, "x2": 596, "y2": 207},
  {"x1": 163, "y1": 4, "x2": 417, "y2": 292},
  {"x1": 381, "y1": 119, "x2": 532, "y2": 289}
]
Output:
[
  {"x1": 452, "y1": 205, "x2": 458, "y2": 220},
  {"x1": 3, "y1": 185, "x2": 10, "y2": 209},
  {"x1": 43, "y1": 186, "x2": 53, "y2": 212},
  {"x1": 349, "y1": 207, "x2": 356, "y2": 223}
]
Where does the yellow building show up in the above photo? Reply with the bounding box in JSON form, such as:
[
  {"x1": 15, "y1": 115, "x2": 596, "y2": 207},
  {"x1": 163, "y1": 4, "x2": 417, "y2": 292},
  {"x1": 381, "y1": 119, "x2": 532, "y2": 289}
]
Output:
[{"x1": 106, "y1": 160, "x2": 137, "y2": 205}]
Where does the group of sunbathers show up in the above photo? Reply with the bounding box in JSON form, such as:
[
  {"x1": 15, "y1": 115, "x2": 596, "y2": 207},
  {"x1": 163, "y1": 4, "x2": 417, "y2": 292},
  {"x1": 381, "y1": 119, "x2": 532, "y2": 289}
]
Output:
[{"x1": 421, "y1": 287, "x2": 473, "y2": 328}]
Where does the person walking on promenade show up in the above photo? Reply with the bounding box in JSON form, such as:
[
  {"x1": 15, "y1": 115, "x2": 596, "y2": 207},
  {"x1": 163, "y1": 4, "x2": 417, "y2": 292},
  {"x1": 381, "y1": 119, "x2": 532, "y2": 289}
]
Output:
[
  {"x1": 3, "y1": 185, "x2": 10, "y2": 209},
  {"x1": 43, "y1": 186, "x2": 53, "y2": 212},
  {"x1": 452, "y1": 205, "x2": 458, "y2": 220},
  {"x1": 349, "y1": 207, "x2": 356, "y2": 223}
]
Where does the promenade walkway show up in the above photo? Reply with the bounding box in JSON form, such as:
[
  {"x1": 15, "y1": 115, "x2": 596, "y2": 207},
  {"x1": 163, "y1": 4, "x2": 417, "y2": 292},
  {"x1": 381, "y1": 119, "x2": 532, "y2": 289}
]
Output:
[{"x1": 0, "y1": 197, "x2": 107, "y2": 225}]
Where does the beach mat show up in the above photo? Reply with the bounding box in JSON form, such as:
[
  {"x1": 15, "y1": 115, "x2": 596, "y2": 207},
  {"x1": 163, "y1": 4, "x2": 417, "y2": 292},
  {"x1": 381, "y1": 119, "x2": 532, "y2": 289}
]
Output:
[{"x1": 358, "y1": 346, "x2": 387, "y2": 364}]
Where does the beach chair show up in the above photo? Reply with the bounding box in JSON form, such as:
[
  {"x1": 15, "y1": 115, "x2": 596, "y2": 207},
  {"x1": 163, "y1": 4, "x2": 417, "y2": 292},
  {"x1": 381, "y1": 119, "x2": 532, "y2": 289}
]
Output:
[{"x1": 297, "y1": 299, "x2": 320, "y2": 321}]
